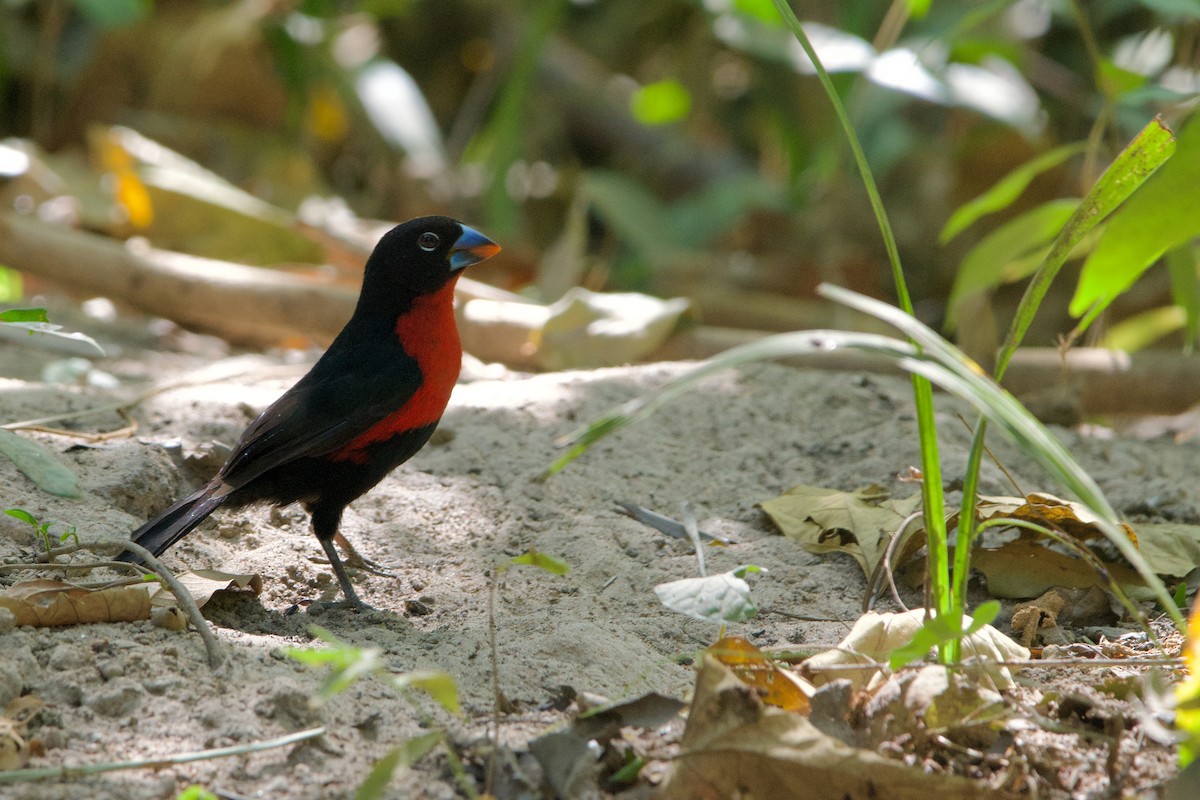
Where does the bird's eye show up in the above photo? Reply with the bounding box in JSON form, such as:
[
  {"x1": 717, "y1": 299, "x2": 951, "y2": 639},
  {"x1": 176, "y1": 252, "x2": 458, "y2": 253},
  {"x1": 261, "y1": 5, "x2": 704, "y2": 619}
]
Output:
[{"x1": 418, "y1": 232, "x2": 440, "y2": 251}]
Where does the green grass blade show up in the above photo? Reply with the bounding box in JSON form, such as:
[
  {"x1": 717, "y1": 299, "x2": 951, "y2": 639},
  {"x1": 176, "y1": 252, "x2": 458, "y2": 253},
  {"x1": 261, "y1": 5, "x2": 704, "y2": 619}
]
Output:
[
  {"x1": 1168, "y1": 245, "x2": 1199, "y2": 353},
  {"x1": 768, "y1": 0, "x2": 952, "y2": 632},
  {"x1": 819, "y1": 284, "x2": 1183, "y2": 629}
]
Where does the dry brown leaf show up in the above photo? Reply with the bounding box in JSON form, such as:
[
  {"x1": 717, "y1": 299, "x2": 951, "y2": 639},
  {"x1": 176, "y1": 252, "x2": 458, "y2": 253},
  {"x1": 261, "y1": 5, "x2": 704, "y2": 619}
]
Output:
[
  {"x1": 662, "y1": 654, "x2": 1014, "y2": 800},
  {"x1": 969, "y1": 494, "x2": 1168, "y2": 601},
  {"x1": 0, "y1": 569, "x2": 260, "y2": 630},
  {"x1": 4, "y1": 695, "x2": 43, "y2": 731},
  {"x1": 861, "y1": 665, "x2": 1007, "y2": 749},
  {"x1": 1129, "y1": 521, "x2": 1200, "y2": 577},
  {"x1": 973, "y1": 539, "x2": 1147, "y2": 599},
  {"x1": 149, "y1": 568, "x2": 263, "y2": 608},
  {"x1": 759, "y1": 484, "x2": 922, "y2": 580},
  {"x1": 0, "y1": 693, "x2": 43, "y2": 769},
  {"x1": 0, "y1": 579, "x2": 152, "y2": 627},
  {"x1": 0, "y1": 719, "x2": 29, "y2": 770},
  {"x1": 977, "y1": 493, "x2": 1137, "y2": 545},
  {"x1": 710, "y1": 636, "x2": 812, "y2": 713},
  {"x1": 800, "y1": 610, "x2": 1029, "y2": 692}
]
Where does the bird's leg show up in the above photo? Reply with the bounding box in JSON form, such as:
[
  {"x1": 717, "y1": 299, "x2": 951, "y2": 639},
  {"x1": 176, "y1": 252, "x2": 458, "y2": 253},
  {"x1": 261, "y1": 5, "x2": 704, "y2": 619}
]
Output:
[
  {"x1": 319, "y1": 535, "x2": 369, "y2": 610},
  {"x1": 311, "y1": 503, "x2": 370, "y2": 610},
  {"x1": 333, "y1": 532, "x2": 397, "y2": 578}
]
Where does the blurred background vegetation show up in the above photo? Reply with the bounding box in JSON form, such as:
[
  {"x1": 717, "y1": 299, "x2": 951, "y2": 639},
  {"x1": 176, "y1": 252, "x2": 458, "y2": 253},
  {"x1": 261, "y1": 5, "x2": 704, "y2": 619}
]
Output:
[{"x1": 1, "y1": 0, "x2": 1198, "y2": 357}]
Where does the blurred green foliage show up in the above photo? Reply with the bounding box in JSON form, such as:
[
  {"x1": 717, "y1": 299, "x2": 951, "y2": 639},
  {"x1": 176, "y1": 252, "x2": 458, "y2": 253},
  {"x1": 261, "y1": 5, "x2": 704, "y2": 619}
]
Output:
[{"x1": 1, "y1": 0, "x2": 1198, "y2": 347}]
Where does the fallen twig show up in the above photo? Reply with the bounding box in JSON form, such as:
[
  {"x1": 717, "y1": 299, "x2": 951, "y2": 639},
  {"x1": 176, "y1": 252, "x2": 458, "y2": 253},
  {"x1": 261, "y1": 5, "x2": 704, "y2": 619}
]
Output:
[
  {"x1": 0, "y1": 726, "x2": 325, "y2": 783},
  {"x1": 0, "y1": 540, "x2": 226, "y2": 672}
]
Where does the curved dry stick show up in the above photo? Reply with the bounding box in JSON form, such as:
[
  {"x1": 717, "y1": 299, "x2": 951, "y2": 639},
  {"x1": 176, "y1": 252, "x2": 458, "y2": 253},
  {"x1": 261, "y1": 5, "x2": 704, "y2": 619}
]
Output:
[
  {"x1": 0, "y1": 726, "x2": 324, "y2": 783},
  {"x1": 11, "y1": 539, "x2": 227, "y2": 672},
  {"x1": 105, "y1": 540, "x2": 226, "y2": 672}
]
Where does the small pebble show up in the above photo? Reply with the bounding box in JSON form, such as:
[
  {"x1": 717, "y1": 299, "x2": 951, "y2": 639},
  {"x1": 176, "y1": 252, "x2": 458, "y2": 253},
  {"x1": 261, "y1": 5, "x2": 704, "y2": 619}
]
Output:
[
  {"x1": 47, "y1": 645, "x2": 86, "y2": 671},
  {"x1": 150, "y1": 606, "x2": 187, "y2": 632},
  {"x1": 143, "y1": 677, "x2": 177, "y2": 696},
  {"x1": 98, "y1": 661, "x2": 125, "y2": 680},
  {"x1": 405, "y1": 599, "x2": 432, "y2": 616},
  {"x1": 85, "y1": 681, "x2": 143, "y2": 717}
]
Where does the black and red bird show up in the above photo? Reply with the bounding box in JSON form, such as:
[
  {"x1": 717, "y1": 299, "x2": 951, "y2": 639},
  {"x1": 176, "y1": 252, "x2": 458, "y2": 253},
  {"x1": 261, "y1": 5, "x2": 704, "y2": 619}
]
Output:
[{"x1": 118, "y1": 216, "x2": 500, "y2": 607}]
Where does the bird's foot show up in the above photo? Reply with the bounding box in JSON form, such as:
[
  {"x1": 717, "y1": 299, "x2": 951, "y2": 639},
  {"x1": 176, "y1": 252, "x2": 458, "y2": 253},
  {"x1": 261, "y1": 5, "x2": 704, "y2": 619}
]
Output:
[
  {"x1": 307, "y1": 595, "x2": 374, "y2": 614},
  {"x1": 317, "y1": 537, "x2": 378, "y2": 612},
  {"x1": 333, "y1": 532, "x2": 398, "y2": 578}
]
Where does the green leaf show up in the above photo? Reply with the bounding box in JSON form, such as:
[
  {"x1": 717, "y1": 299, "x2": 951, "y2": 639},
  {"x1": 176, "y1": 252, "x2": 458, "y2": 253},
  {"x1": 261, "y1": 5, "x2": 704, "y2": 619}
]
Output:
[
  {"x1": 888, "y1": 601, "x2": 1001, "y2": 670},
  {"x1": 281, "y1": 646, "x2": 344, "y2": 667},
  {"x1": 653, "y1": 565, "x2": 764, "y2": 623},
  {"x1": 355, "y1": 731, "x2": 443, "y2": 800},
  {"x1": 74, "y1": 0, "x2": 149, "y2": 28},
  {"x1": 353, "y1": 731, "x2": 441, "y2": 800},
  {"x1": 609, "y1": 752, "x2": 646, "y2": 785},
  {"x1": 175, "y1": 787, "x2": 219, "y2": 800},
  {"x1": 0, "y1": 308, "x2": 48, "y2": 323},
  {"x1": 1071, "y1": 115, "x2": 1195, "y2": 320},
  {"x1": 904, "y1": 0, "x2": 932, "y2": 19},
  {"x1": 0, "y1": 430, "x2": 81, "y2": 497},
  {"x1": 1098, "y1": 59, "x2": 1147, "y2": 100},
  {"x1": 940, "y1": 142, "x2": 1086, "y2": 243},
  {"x1": 1099, "y1": 305, "x2": 1184, "y2": 352},
  {"x1": 545, "y1": 412, "x2": 628, "y2": 476},
  {"x1": 0, "y1": 269, "x2": 21, "y2": 303},
  {"x1": 393, "y1": 670, "x2": 461, "y2": 715},
  {"x1": 947, "y1": 199, "x2": 1079, "y2": 328},
  {"x1": 510, "y1": 550, "x2": 570, "y2": 575},
  {"x1": 996, "y1": 117, "x2": 1175, "y2": 368},
  {"x1": 355, "y1": 747, "x2": 405, "y2": 800},
  {"x1": 3, "y1": 508, "x2": 39, "y2": 527},
  {"x1": 734, "y1": 0, "x2": 784, "y2": 26},
  {"x1": 631, "y1": 79, "x2": 692, "y2": 126},
  {"x1": 0, "y1": 314, "x2": 105, "y2": 355},
  {"x1": 284, "y1": 627, "x2": 385, "y2": 698}
]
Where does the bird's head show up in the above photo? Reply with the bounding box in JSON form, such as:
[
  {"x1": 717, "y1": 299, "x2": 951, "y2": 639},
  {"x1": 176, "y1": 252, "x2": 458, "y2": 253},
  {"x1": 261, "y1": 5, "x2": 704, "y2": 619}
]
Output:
[{"x1": 363, "y1": 215, "x2": 500, "y2": 301}]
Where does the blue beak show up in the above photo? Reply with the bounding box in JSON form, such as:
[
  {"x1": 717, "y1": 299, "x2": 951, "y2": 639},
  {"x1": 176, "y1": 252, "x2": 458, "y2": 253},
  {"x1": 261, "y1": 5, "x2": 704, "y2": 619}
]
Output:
[{"x1": 449, "y1": 225, "x2": 500, "y2": 271}]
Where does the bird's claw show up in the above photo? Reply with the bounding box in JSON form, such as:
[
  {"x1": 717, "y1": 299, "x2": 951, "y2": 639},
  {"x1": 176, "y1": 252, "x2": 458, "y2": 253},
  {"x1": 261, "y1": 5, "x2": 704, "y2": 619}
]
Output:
[{"x1": 334, "y1": 532, "x2": 398, "y2": 578}]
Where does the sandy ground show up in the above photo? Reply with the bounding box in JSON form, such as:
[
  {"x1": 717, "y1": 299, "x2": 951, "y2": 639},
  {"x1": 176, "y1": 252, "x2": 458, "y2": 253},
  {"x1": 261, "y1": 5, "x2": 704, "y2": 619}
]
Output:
[{"x1": 0, "y1": 305, "x2": 1189, "y2": 798}]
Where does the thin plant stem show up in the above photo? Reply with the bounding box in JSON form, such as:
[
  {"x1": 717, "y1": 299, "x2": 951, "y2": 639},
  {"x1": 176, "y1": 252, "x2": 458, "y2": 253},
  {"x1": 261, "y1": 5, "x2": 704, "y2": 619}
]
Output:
[{"x1": 768, "y1": 0, "x2": 952, "y2": 647}]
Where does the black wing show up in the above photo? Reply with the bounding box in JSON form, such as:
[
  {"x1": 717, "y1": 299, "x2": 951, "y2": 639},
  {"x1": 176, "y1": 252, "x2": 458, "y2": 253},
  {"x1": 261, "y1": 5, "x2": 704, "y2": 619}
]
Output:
[{"x1": 217, "y1": 330, "x2": 423, "y2": 489}]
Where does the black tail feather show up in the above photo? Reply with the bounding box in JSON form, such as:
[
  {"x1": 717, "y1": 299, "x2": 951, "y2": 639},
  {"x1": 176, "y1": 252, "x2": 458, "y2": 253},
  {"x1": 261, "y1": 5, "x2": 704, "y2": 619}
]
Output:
[{"x1": 115, "y1": 483, "x2": 229, "y2": 563}]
